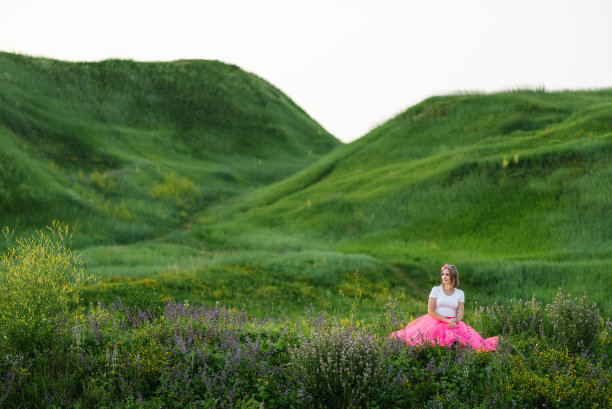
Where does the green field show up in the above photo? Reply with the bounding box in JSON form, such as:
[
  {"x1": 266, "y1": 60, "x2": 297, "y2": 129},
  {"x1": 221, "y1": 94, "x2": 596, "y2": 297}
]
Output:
[
  {"x1": 196, "y1": 89, "x2": 612, "y2": 316},
  {"x1": 1, "y1": 52, "x2": 611, "y2": 408},
  {"x1": 1, "y1": 52, "x2": 611, "y2": 318}
]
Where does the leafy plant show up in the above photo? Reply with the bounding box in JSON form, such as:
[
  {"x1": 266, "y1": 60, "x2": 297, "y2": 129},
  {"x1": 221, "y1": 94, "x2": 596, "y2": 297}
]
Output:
[
  {"x1": 506, "y1": 346, "x2": 611, "y2": 408},
  {"x1": 544, "y1": 289, "x2": 605, "y2": 354},
  {"x1": 472, "y1": 295, "x2": 544, "y2": 338},
  {"x1": 0, "y1": 222, "x2": 94, "y2": 351},
  {"x1": 289, "y1": 322, "x2": 393, "y2": 408},
  {"x1": 472, "y1": 289, "x2": 606, "y2": 354}
]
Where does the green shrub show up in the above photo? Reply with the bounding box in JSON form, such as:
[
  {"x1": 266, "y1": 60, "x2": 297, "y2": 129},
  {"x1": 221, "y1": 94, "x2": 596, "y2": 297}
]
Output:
[
  {"x1": 0, "y1": 223, "x2": 94, "y2": 351},
  {"x1": 473, "y1": 289, "x2": 606, "y2": 354},
  {"x1": 544, "y1": 289, "x2": 605, "y2": 354},
  {"x1": 471, "y1": 295, "x2": 544, "y2": 338},
  {"x1": 288, "y1": 323, "x2": 392, "y2": 408},
  {"x1": 507, "y1": 346, "x2": 612, "y2": 408}
]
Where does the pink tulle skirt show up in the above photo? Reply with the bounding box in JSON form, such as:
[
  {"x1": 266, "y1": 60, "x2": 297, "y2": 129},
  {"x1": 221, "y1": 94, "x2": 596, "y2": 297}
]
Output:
[{"x1": 391, "y1": 314, "x2": 498, "y2": 351}]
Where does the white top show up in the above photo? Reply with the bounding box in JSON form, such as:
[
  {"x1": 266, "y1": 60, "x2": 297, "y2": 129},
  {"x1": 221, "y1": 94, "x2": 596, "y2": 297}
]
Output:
[{"x1": 429, "y1": 285, "x2": 465, "y2": 317}]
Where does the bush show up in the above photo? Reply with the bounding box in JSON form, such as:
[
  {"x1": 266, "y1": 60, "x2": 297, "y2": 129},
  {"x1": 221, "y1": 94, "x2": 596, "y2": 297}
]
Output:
[
  {"x1": 506, "y1": 346, "x2": 612, "y2": 408},
  {"x1": 288, "y1": 322, "x2": 394, "y2": 408},
  {"x1": 472, "y1": 289, "x2": 606, "y2": 354},
  {"x1": 0, "y1": 223, "x2": 94, "y2": 351},
  {"x1": 544, "y1": 289, "x2": 604, "y2": 354},
  {"x1": 472, "y1": 295, "x2": 544, "y2": 339}
]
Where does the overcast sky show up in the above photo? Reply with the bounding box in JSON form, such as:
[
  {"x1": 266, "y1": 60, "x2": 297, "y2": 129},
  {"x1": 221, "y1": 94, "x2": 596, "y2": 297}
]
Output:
[{"x1": 1, "y1": 0, "x2": 611, "y2": 143}]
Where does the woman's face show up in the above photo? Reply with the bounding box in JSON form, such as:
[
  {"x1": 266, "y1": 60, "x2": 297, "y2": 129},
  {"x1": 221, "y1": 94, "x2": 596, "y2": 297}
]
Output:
[{"x1": 441, "y1": 268, "x2": 452, "y2": 287}]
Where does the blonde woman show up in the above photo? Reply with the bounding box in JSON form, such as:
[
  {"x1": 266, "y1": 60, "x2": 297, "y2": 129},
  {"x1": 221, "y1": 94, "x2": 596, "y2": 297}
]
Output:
[{"x1": 392, "y1": 264, "x2": 497, "y2": 351}]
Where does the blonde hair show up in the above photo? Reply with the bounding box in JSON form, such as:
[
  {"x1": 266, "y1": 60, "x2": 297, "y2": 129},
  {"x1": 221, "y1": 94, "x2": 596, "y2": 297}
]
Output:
[{"x1": 441, "y1": 264, "x2": 459, "y2": 288}]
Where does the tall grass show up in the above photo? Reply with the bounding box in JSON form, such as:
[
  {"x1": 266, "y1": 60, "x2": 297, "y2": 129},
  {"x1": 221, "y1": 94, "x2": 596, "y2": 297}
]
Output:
[{"x1": 79, "y1": 243, "x2": 420, "y2": 320}]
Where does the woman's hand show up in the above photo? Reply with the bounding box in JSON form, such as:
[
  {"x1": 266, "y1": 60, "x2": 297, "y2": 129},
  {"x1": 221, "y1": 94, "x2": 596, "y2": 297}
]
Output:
[{"x1": 448, "y1": 318, "x2": 460, "y2": 329}]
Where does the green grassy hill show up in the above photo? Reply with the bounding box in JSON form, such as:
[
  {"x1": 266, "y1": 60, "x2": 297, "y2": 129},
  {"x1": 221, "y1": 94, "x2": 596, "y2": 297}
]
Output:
[
  {"x1": 1, "y1": 52, "x2": 610, "y2": 318},
  {"x1": 190, "y1": 90, "x2": 612, "y2": 314},
  {"x1": 0, "y1": 52, "x2": 339, "y2": 245}
]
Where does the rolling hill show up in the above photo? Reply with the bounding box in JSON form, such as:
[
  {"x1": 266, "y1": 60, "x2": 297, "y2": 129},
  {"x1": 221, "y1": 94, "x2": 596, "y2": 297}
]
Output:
[
  {"x1": 0, "y1": 52, "x2": 339, "y2": 245},
  {"x1": 1, "y1": 52, "x2": 610, "y2": 317},
  {"x1": 190, "y1": 89, "x2": 612, "y2": 313}
]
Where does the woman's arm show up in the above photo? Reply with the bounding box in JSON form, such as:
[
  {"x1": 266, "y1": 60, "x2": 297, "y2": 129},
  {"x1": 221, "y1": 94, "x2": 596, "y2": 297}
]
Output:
[
  {"x1": 454, "y1": 302, "x2": 464, "y2": 323},
  {"x1": 428, "y1": 297, "x2": 453, "y2": 323}
]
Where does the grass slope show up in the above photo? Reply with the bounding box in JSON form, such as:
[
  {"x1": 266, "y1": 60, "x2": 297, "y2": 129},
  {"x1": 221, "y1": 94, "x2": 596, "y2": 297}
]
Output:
[
  {"x1": 190, "y1": 89, "x2": 612, "y2": 315},
  {"x1": 0, "y1": 52, "x2": 339, "y2": 245},
  {"x1": 1, "y1": 52, "x2": 609, "y2": 318}
]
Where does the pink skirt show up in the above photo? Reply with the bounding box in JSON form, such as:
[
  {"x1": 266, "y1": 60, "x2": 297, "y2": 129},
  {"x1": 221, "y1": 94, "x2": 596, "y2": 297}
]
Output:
[{"x1": 391, "y1": 314, "x2": 498, "y2": 351}]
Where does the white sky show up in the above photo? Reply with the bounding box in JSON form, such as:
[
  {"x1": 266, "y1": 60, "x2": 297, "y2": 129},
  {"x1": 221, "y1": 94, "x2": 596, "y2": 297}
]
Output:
[{"x1": 1, "y1": 0, "x2": 611, "y2": 143}]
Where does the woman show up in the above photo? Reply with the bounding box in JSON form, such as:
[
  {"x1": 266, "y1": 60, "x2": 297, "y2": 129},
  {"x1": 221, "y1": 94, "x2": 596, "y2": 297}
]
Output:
[{"x1": 391, "y1": 264, "x2": 497, "y2": 351}]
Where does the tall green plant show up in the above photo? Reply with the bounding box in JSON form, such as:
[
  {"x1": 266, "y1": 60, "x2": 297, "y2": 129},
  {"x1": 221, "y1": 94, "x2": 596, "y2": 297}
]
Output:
[
  {"x1": 288, "y1": 323, "x2": 392, "y2": 408},
  {"x1": 472, "y1": 290, "x2": 607, "y2": 354},
  {"x1": 0, "y1": 223, "x2": 94, "y2": 351},
  {"x1": 544, "y1": 289, "x2": 605, "y2": 354}
]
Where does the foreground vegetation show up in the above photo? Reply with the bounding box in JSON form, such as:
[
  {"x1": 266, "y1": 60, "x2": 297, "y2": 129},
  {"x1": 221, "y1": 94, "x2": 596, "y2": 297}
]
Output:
[
  {"x1": 0, "y1": 227, "x2": 610, "y2": 408},
  {"x1": 2, "y1": 295, "x2": 610, "y2": 409}
]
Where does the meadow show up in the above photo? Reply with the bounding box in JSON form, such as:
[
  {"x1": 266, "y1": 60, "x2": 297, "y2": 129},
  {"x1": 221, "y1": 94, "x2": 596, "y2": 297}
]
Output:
[
  {"x1": 0, "y1": 227, "x2": 610, "y2": 408},
  {"x1": 1, "y1": 52, "x2": 611, "y2": 407}
]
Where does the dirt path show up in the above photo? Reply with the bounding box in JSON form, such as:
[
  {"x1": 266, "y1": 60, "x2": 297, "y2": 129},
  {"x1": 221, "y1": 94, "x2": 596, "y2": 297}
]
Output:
[{"x1": 391, "y1": 264, "x2": 429, "y2": 298}]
